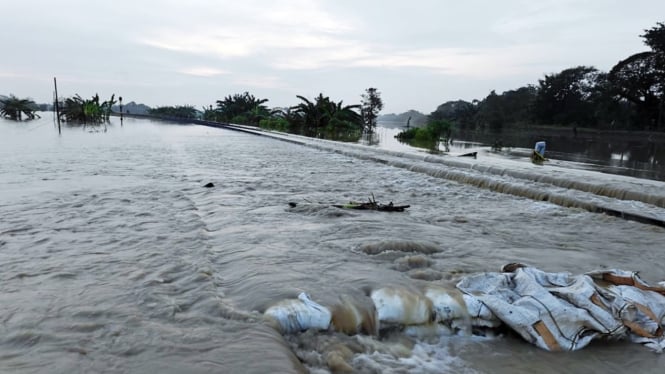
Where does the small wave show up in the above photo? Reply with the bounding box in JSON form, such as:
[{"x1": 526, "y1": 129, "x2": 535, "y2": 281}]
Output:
[
  {"x1": 5, "y1": 331, "x2": 51, "y2": 348},
  {"x1": 392, "y1": 255, "x2": 433, "y2": 272},
  {"x1": 49, "y1": 272, "x2": 77, "y2": 280},
  {"x1": 9, "y1": 272, "x2": 41, "y2": 280},
  {"x1": 408, "y1": 269, "x2": 443, "y2": 281},
  {"x1": 287, "y1": 203, "x2": 357, "y2": 218},
  {"x1": 242, "y1": 128, "x2": 665, "y2": 225},
  {"x1": 358, "y1": 240, "x2": 441, "y2": 255},
  {"x1": 1, "y1": 226, "x2": 33, "y2": 236}
]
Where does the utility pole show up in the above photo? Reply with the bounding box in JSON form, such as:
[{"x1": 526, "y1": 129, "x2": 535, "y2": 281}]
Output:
[
  {"x1": 53, "y1": 77, "x2": 61, "y2": 134},
  {"x1": 119, "y1": 96, "x2": 123, "y2": 125}
]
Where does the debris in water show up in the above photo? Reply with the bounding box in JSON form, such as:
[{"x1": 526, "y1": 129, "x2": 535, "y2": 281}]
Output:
[
  {"x1": 288, "y1": 194, "x2": 410, "y2": 212},
  {"x1": 458, "y1": 151, "x2": 477, "y2": 158},
  {"x1": 332, "y1": 194, "x2": 410, "y2": 212}
]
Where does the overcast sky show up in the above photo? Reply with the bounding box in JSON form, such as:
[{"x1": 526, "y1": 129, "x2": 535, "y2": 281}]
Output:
[{"x1": 1, "y1": 0, "x2": 663, "y2": 114}]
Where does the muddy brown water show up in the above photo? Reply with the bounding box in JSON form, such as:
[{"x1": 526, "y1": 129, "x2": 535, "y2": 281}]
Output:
[{"x1": 1, "y1": 116, "x2": 664, "y2": 373}]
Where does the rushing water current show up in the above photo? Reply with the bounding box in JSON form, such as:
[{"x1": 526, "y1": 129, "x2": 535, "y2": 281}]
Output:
[{"x1": 1, "y1": 116, "x2": 665, "y2": 373}]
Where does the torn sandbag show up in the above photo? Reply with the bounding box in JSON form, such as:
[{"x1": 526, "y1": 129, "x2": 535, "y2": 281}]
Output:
[
  {"x1": 264, "y1": 292, "x2": 332, "y2": 334},
  {"x1": 461, "y1": 293, "x2": 502, "y2": 329},
  {"x1": 456, "y1": 265, "x2": 665, "y2": 352},
  {"x1": 586, "y1": 269, "x2": 665, "y2": 352}
]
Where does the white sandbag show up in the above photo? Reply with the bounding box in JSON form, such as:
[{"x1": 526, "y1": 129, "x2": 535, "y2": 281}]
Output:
[
  {"x1": 264, "y1": 292, "x2": 332, "y2": 333},
  {"x1": 423, "y1": 286, "x2": 492, "y2": 333},
  {"x1": 330, "y1": 294, "x2": 378, "y2": 336},
  {"x1": 424, "y1": 286, "x2": 467, "y2": 323},
  {"x1": 370, "y1": 287, "x2": 433, "y2": 326},
  {"x1": 461, "y1": 293, "x2": 502, "y2": 328}
]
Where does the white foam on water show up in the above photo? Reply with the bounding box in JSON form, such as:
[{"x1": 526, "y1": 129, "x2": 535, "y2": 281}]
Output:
[
  {"x1": 224, "y1": 125, "x2": 665, "y2": 225},
  {"x1": 350, "y1": 335, "x2": 484, "y2": 374}
]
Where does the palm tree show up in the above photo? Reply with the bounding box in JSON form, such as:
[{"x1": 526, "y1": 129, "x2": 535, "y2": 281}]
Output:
[
  {"x1": 324, "y1": 100, "x2": 362, "y2": 139},
  {"x1": 0, "y1": 95, "x2": 39, "y2": 120},
  {"x1": 149, "y1": 105, "x2": 198, "y2": 119},
  {"x1": 274, "y1": 107, "x2": 303, "y2": 134},
  {"x1": 215, "y1": 92, "x2": 270, "y2": 124},
  {"x1": 291, "y1": 94, "x2": 362, "y2": 139},
  {"x1": 292, "y1": 95, "x2": 323, "y2": 136}
]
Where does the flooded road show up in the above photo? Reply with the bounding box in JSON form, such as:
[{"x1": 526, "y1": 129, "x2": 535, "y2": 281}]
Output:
[{"x1": 1, "y1": 116, "x2": 664, "y2": 373}]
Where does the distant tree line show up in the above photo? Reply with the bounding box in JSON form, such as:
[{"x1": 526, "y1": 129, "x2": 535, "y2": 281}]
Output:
[
  {"x1": 149, "y1": 105, "x2": 198, "y2": 119},
  {"x1": 378, "y1": 110, "x2": 428, "y2": 128},
  {"x1": 430, "y1": 22, "x2": 665, "y2": 133},
  {"x1": 6, "y1": 23, "x2": 661, "y2": 138}
]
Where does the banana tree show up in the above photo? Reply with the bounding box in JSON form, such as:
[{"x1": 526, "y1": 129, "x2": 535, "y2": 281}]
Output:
[{"x1": 59, "y1": 94, "x2": 116, "y2": 124}]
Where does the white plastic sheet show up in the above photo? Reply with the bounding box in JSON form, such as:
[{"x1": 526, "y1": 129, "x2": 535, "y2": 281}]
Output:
[{"x1": 457, "y1": 264, "x2": 665, "y2": 352}]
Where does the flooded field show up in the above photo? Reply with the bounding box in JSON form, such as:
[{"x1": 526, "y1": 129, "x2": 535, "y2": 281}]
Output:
[
  {"x1": 375, "y1": 126, "x2": 665, "y2": 182},
  {"x1": 1, "y1": 116, "x2": 664, "y2": 373}
]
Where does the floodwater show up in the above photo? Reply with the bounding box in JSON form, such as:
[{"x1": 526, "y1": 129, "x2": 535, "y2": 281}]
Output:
[
  {"x1": 1, "y1": 116, "x2": 665, "y2": 373},
  {"x1": 375, "y1": 126, "x2": 665, "y2": 182}
]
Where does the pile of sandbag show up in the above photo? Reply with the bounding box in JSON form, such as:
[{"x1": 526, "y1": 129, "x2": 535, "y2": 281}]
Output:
[{"x1": 264, "y1": 264, "x2": 665, "y2": 352}]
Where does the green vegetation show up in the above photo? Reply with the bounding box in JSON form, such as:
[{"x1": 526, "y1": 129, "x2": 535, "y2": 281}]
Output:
[
  {"x1": 11, "y1": 23, "x2": 664, "y2": 141},
  {"x1": 429, "y1": 22, "x2": 665, "y2": 133},
  {"x1": 149, "y1": 105, "x2": 198, "y2": 119},
  {"x1": 289, "y1": 93, "x2": 362, "y2": 139},
  {"x1": 0, "y1": 95, "x2": 40, "y2": 120},
  {"x1": 226, "y1": 91, "x2": 366, "y2": 141},
  {"x1": 205, "y1": 92, "x2": 271, "y2": 125},
  {"x1": 258, "y1": 117, "x2": 291, "y2": 132},
  {"x1": 59, "y1": 94, "x2": 116, "y2": 124},
  {"x1": 395, "y1": 119, "x2": 453, "y2": 151}
]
